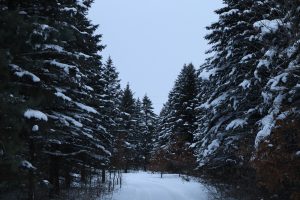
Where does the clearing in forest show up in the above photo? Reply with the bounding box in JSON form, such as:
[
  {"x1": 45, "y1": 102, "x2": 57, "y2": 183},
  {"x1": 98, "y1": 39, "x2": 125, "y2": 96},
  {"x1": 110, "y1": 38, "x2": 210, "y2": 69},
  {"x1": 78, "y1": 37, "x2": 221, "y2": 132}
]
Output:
[{"x1": 106, "y1": 172, "x2": 210, "y2": 200}]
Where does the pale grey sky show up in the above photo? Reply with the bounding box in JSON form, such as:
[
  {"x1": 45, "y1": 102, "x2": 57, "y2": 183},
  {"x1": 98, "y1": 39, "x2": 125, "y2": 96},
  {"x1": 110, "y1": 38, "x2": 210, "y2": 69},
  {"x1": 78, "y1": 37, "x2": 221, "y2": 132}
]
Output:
[{"x1": 89, "y1": 0, "x2": 223, "y2": 113}]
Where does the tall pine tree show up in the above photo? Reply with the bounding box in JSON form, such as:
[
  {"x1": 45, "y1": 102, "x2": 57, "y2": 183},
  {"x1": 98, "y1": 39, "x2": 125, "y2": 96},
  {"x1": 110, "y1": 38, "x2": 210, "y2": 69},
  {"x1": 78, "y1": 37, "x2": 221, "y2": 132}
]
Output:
[
  {"x1": 117, "y1": 84, "x2": 136, "y2": 172},
  {"x1": 139, "y1": 95, "x2": 157, "y2": 170},
  {"x1": 0, "y1": 0, "x2": 112, "y2": 197},
  {"x1": 155, "y1": 64, "x2": 199, "y2": 173}
]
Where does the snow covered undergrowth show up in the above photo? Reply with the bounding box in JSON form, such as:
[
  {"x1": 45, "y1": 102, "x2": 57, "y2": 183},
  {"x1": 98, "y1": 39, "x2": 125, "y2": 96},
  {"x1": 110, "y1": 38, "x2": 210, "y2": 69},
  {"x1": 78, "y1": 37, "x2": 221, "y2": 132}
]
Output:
[{"x1": 104, "y1": 172, "x2": 210, "y2": 200}]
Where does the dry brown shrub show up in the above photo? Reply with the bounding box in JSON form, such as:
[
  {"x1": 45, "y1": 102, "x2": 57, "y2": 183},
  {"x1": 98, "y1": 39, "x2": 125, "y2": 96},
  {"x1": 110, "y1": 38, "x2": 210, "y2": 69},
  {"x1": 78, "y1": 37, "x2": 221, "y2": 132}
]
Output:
[{"x1": 253, "y1": 118, "x2": 300, "y2": 199}]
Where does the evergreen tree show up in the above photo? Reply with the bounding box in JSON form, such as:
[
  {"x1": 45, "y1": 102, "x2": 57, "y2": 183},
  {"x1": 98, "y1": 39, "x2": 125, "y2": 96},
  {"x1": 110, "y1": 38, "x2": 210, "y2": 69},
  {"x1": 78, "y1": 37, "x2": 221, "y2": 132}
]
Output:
[
  {"x1": 132, "y1": 98, "x2": 144, "y2": 168},
  {"x1": 193, "y1": 0, "x2": 300, "y2": 196},
  {"x1": 102, "y1": 57, "x2": 122, "y2": 134},
  {"x1": 155, "y1": 64, "x2": 199, "y2": 173},
  {"x1": 139, "y1": 95, "x2": 157, "y2": 170},
  {"x1": 0, "y1": 4, "x2": 35, "y2": 196},
  {"x1": 250, "y1": 0, "x2": 300, "y2": 195},
  {"x1": 150, "y1": 103, "x2": 172, "y2": 173},
  {"x1": 100, "y1": 57, "x2": 123, "y2": 170},
  {"x1": 194, "y1": 0, "x2": 272, "y2": 170},
  {"x1": 0, "y1": 0, "x2": 111, "y2": 197},
  {"x1": 118, "y1": 84, "x2": 137, "y2": 172}
]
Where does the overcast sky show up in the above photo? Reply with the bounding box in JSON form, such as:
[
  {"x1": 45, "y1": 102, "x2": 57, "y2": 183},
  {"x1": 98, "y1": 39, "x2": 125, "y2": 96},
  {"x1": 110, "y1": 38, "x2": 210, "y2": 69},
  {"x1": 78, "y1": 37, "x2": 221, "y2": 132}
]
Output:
[{"x1": 89, "y1": 0, "x2": 223, "y2": 113}]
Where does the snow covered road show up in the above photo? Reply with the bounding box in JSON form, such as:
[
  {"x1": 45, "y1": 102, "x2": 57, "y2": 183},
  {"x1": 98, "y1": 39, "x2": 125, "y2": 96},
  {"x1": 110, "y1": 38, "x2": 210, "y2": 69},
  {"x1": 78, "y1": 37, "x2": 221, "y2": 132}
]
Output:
[{"x1": 110, "y1": 172, "x2": 210, "y2": 200}]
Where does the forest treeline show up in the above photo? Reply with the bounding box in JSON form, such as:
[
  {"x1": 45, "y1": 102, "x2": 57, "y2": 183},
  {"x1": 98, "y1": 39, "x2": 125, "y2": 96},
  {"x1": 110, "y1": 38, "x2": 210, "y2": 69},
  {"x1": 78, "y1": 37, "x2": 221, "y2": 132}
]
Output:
[
  {"x1": 0, "y1": 0, "x2": 157, "y2": 199},
  {"x1": 0, "y1": 0, "x2": 299, "y2": 200},
  {"x1": 151, "y1": 0, "x2": 300, "y2": 199}
]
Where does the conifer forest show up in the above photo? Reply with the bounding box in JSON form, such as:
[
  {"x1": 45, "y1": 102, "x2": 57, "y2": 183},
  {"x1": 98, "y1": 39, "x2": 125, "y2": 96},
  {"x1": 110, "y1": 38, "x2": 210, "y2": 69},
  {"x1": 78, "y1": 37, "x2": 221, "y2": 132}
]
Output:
[{"x1": 0, "y1": 0, "x2": 299, "y2": 200}]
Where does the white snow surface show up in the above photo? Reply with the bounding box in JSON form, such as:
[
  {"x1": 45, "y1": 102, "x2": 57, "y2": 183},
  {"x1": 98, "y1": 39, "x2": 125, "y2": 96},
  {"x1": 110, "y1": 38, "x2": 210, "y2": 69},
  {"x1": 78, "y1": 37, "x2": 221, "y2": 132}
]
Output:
[
  {"x1": 32, "y1": 125, "x2": 39, "y2": 132},
  {"x1": 47, "y1": 60, "x2": 77, "y2": 74},
  {"x1": 15, "y1": 71, "x2": 40, "y2": 82},
  {"x1": 107, "y1": 172, "x2": 209, "y2": 200},
  {"x1": 226, "y1": 119, "x2": 247, "y2": 130},
  {"x1": 10, "y1": 64, "x2": 40, "y2": 82},
  {"x1": 220, "y1": 9, "x2": 239, "y2": 17},
  {"x1": 240, "y1": 54, "x2": 253, "y2": 63},
  {"x1": 200, "y1": 93, "x2": 228, "y2": 109},
  {"x1": 55, "y1": 91, "x2": 72, "y2": 101},
  {"x1": 24, "y1": 109, "x2": 48, "y2": 121},
  {"x1": 83, "y1": 85, "x2": 94, "y2": 91},
  {"x1": 239, "y1": 80, "x2": 251, "y2": 89},
  {"x1": 287, "y1": 40, "x2": 300, "y2": 58},
  {"x1": 199, "y1": 68, "x2": 216, "y2": 80},
  {"x1": 75, "y1": 102, "x2": 98, "y2": 114},
  {"x1": 19, "y1": 11, "x2": 27, "y2": 15},
  {"x1": 202, "y1": 139, "x2": 220, "y2": 158},
  {"x1": 257, "y1": 59, "x2": 270, "y2": 68},
  {"x1": 61, "y1": 7, "x2": 77, "y2": 13},
  {"x1": 20, "y1": 160, "x2": 36, "y2": 170},
  {"x1": 267, "y1": 73, "x2": 288, "y2": 91},
  {"x1": 253, "y1": 19, "x2": 283, "y2": 36},
  {"x1": 53, "y1": 113, "x2": 83, "y2": 128},
  {"x1": 76, "y1": 0, "x2": 88, "y2": 9},
  {"x1": 39, "y1": 44, "x2": 64, "y2": 52},
  {"x1": 255, "y1": 94, "x2": 285, "y2": 148}
]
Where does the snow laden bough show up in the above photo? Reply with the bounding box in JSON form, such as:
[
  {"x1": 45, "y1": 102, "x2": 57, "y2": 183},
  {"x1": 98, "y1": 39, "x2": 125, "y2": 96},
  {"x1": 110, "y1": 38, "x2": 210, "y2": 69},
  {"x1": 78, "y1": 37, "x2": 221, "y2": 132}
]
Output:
[
  {"x1": 10, "y1": 64, "x2": 41, "y2": 83},
  {"x1": 24, "y1": 109, "x2": 48, "y2": 121}
]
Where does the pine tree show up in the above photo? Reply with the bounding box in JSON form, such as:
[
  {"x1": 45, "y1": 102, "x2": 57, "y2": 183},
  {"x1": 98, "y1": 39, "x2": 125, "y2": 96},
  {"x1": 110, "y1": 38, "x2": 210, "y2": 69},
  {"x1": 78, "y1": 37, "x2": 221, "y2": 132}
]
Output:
[
  {"x1": 0, "y1": 0, "x2": 111, "y2": 197},
  {"x1": 100, "y1": 57, "x2": 123, "y2": 171},
  {"x1": 132, "y1": 98, "x2": 144, "y2": 168},
  {"x1": 155, "y1": 64, "x2": 199, "y2": 173},
  {"x1": 139, "y1": 95, "x2": 157, "y2": 170},
  {"x1": 250, "y1": 0, "x2": 300, "y2": 195},
  {"x1": 194, "y1": 1, "x2": 300, "y2": 195},
  {"x1": 118, "y1": 84, "x2": 137, "y2": 172},
  {"x1": 194, "y1": 0, "x2": 272, "y2": 170},
  {"x1": 0, "y1": 4, "x2": 35, "y2": 195},
  {"x1": 101, "y1": 57, "x2": 122, "y2": 134}
]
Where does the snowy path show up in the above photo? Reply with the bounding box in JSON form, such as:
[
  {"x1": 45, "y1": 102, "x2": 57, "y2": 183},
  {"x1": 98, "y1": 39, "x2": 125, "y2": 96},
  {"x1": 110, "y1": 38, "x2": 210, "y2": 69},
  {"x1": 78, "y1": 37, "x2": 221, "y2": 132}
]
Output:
[{"x1": 110, "y1": 172, "x2": 210, "y2": 200}]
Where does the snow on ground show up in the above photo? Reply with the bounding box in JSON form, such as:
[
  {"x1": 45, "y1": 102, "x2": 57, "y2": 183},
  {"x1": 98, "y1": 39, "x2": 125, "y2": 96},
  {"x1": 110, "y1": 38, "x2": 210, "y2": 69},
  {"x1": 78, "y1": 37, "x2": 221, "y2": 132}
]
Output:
[{"x1": 107, "y1": 172, "x2": 209, "y2": 200}]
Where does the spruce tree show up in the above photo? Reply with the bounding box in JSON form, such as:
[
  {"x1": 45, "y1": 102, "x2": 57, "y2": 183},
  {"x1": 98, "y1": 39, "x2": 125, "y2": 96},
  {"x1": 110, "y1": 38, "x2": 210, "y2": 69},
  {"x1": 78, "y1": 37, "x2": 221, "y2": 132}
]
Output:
[
  {"x1": 194, "y1": 2, "x2": 300, "y2": 195},
  {"x1": 118, "y1": 84, "x2": 136, "y2": 172},
  {"x1": 0, "y1": 0, "x2": 111, "y2": 197},
  {"x1": 0, "y1": 4, "x2": 35, "y2": 195},
  {"x1": 101, "y1": 57, "x2": 122, "y2": 134},
  {"x1": 250, "y1": 0, "x2": 300, "y2": 195},
  {"x1": 194, "y1": 0, "x2": 270, "y2": 170},
  {"x1": 140, "y1": 95, "x2": 157, "y2": 170},
  {"x1": 132, "y1": 98, "x2": 144, "y2": 168},
  {"x1": 155, "y1": 64, "x2": 199, "y2": 173},
  {"x1": 100, "y1": 57, "x2": 122, "y2": 170}
]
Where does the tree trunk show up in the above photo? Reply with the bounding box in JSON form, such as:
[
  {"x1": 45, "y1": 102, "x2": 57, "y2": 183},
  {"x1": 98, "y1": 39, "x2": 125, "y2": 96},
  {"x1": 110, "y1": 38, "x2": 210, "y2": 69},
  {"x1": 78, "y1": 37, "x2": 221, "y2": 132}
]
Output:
[
  {"x1": 64, "y1": 168, "x2": 71, "y2": 189},
  {"x1": 50, "y1": 156, "x2": 60, "y2": 196},
  {"x1": 102, "y1": 169, "x2": 106, "y2": 183},
  {"x1": 81, "y1": 166, "x2": 86, "y2": 184},
  {"x1": 28, "y1": 139, "x2": 35, "y2": 200},
  {"x1": 28, "y1": 170, "x2": 35, "y2": 200}
]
